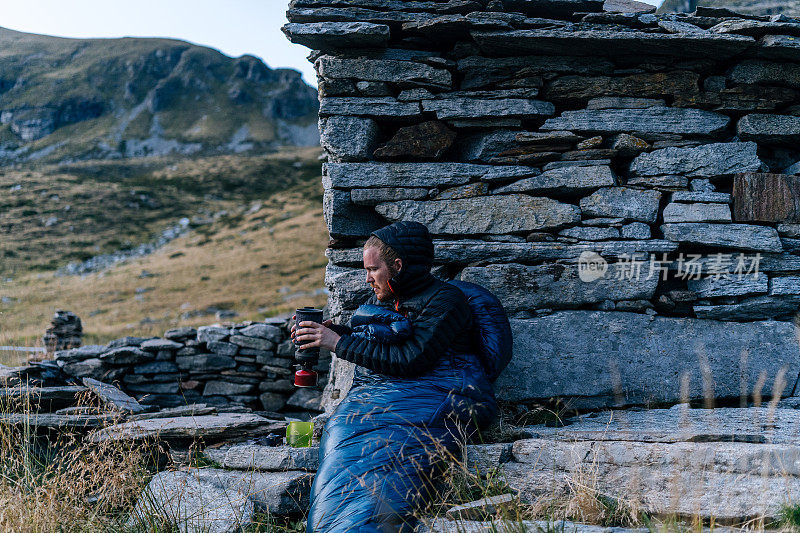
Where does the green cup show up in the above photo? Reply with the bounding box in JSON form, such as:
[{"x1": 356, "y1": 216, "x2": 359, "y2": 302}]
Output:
[{"x1": 286, "y1": 421, "x2": 314, "y2": 448}]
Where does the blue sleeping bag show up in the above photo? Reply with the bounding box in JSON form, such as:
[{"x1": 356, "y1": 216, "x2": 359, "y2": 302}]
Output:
[{"x1": 306, "y1": 281, "x2": 512, "y2": 532}]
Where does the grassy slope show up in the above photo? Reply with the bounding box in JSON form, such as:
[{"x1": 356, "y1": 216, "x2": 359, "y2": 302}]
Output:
[{"x1": 0, "y1": 150, "x2": 330, "y2": 362}]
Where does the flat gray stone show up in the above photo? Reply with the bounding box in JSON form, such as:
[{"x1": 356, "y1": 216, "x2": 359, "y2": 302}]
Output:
[
  {"x1": 229, "y1": 335, "x2": 274, "y2": 352},
  {"x1": 770, "y1": 275, "x2": 800, "y2": 295},
  {"x1": 586, "y1": 96, "x2": 665, "y2": 109},
  {"x1": 738, "y1": 113, "x2": 800, "y2": 145},
  {"x1": 445, "y1": 494, "x2": 516, "y2": 521},
  {"x1": 327, "y1": 240, "x2": 679, "y2": 266},
  {"x1": 282, "y1": 22, "x2": 390, "y2": 49},
  {"x1": 100, "y1": 346, "x2": 152, "y2": 365},
  {"x1": 324, "y1": 162, "x2": 536, "y2": 189},
  {"x1": 203, "y1": 381, "x2": 256, "y2": 397},
  {"x1": 82, "y1": 378, "x2": 145, "y2": 414},
  {"x1": 319, "y1": 97, "x2": 421, "y2": 118},
  {"x1": 238, "y1": 323, "x2": 283, "y2": 342},
  {"x1": 197, "y1": 326, "x2": 231, "y2": 344},
  {"x1": 176, "y1": 354, "x2": 236, "y2": 372},
  {"x1": 662, "y1": 202, "x2": 732, "y2": 223},
  {"x1": 580, "y1": 187, "x2": 661, "y2": 222},
  {"x1": 350, "y1": 187, "x2": 429, "y2": 206},
  {"x1": 290, "y1": 0, "x2": 482, "y2": 15},
  {"x1": 461, "y1": 263, "x2": 658, "y2": 313},
  {"x1": 375, "y1": 195, "x2": 581, "y2": 235},
  {"x1": 694, "y1": 295, "x2": 800, "y2": 320},
  {"x1": 495, "y1": 311, "x2": 800, "y2": 408},
  {"x1": 671, "y1": 191, "x2": 732, "y2": 203},
  {"x1": 472, "y1": 29, "x2": 753, "y2": 59},
  {"x1": 55, "y1": 345, "x2": 105, "y2": 363},
  {"x1": 205, "y1": 444, "x2": 319, "y2": 472},
  {"x1": 320, "y1": 116, "x2": 380, "y2": 161},
  {"x1": 661, "y1": 223, "x2": 783, "y2": 252},
  {"x1": 422, "y1": 98, "x2": 554, "y2": 120},
  {"x1": 505, "y1": 410, "x2": 800, "y2": 521},
  {"x1": 687, "y1": 275, "x2": 768, "y2": 298},
  {"x1": 324, "y1": 188, "x2": 386, "y2": 237},
  {"x1": 89, "y1": 413, "x2": 275, "y2": 443},
  {"x1": 729, "y1": 59, "x2": 800, "y2": 87},
  {"x1": 0, "y1": 412, "x2": 118, "y2": 429},
  {"x1": 630, "y1": 142, "x2": 762, "y2": 178},
  {"x1": 493, "y1": 165, "x2": 616, "y2": 195},
  {"x1": 140, "y1": 338, "x2": 183, "y2": 352},
  {"x1": 542, "y1": 107, "x2": 730, "y2": 136},
  {"x1": 621, "y1": 222, "x2": 650, "y2": 239},
  {"x1": 326, "y1": 265, "x2": 372, "y2": 312},
  {"x1": 316, "y1": 56, "x2": 451, "y2": 89},
  {"x1": 557, "y1": 226, "x2": 620, "y2": 240}
]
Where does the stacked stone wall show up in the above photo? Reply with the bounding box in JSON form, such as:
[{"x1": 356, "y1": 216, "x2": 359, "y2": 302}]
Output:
[
  {"x1": 284, "y1": 0, "x2": 800, "y2": 411},
  {"x1": 53, "y1": 318, "x2": 328, "y2": 414}
]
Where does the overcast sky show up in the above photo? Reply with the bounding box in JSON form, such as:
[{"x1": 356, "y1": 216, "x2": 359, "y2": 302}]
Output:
[{"x1": 1, "y1": 0, "x2": 663, "y2": 88}]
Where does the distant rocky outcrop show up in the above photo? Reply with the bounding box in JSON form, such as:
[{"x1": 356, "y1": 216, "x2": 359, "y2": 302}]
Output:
[{"x1": 0, "y1": 27, "x2": 319, "y2": 164}]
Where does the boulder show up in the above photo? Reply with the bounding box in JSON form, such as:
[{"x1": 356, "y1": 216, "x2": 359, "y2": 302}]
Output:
[
  {"x1": 197, "y1": 327, "x2": 231, "y2": 344},
  {"x1": 375, "y1": 195, "x2": 581, "y2": 235},
  {"x1": 130, "y1": 469, "x2": 312, "y2": 533},
  {"x1": 494, "y1": 311, "x2": 800, "y2": 408}
]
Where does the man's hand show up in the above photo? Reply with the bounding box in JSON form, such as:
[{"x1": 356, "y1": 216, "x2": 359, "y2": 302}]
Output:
[{"x1": 291, "y1": 318, "x2": 340, "y2": 352}]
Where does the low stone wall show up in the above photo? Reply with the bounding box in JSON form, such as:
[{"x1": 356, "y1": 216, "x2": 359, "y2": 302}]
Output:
[
  {"x1": 284, "y1": 0, "x2": 800, "y2": 411},
  {"x1": 53, "y1": 318, "x2": 328, "y2": 414}
]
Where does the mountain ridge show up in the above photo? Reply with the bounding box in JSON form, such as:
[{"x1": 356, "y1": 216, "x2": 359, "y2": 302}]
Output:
[{"x1": 0, "y1": 26, "x2": 319, "y2": 164}]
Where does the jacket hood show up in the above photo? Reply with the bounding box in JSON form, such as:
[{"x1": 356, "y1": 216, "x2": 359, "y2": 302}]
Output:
[{"x1": 371, "y1": 221, "x2": 435, "y2": 299}]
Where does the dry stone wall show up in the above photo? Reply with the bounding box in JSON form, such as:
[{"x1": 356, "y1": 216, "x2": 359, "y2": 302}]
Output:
[
  {"x1": 284, "y1": 0, "x2": 800, "y2": 411},
  {"x1": 52, "y1": 318, "x2": 328, "y2": 415}
]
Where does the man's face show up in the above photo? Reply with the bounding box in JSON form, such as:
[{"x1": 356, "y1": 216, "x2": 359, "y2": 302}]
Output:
[{"x1": 364, "y1": 247, "x2": 396, "y2": 302}]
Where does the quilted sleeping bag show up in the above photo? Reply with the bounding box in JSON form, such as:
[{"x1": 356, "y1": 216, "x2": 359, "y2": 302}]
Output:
[{"x1": 306, "y1": 222, "x2": 512, "y2": 532}]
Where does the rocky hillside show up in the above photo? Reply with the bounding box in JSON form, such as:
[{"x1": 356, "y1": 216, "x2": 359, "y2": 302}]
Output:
[
  {"x1": 0, "y1": 27, "x2": 319, "y2": 164},
  {"x1": 659, "y1": 0, "x2": 800, "y2": 16}
]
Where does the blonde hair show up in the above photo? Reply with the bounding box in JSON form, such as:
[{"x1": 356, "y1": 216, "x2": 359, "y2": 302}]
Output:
[{"x1": 364, "y1": 235, "x2": 401, "y2": 275}]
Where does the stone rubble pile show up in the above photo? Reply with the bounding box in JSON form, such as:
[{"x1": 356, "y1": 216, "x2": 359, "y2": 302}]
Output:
[
  {"x1": 283, "y1": 0, "x2": 800, "y2": 412},
  {"x1": 42, "y1": 310, "x2": 83, "y2": 352}
]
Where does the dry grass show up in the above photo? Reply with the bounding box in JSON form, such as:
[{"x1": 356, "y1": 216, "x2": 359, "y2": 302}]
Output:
[
  {"x1": 0, "y1": 175, "x2": 328, "y2": 360},
  {"x1": 0, "y1": 389, "x2": 153, "y2": 532}
]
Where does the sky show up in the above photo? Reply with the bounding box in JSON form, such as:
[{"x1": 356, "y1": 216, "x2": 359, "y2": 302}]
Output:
[
  {"x1": 0, "y1": 0, "x2": 663, "y2": 88},
  {"x1": 0, "y1": 0, "x2": 319, "y2": 85}
]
